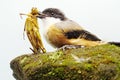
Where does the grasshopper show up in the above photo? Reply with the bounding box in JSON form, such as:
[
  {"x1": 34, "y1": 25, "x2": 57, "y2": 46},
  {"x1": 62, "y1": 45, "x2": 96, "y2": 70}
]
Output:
[{"x1": 20, "y1": 7, "x2": 46, "y2": 54}]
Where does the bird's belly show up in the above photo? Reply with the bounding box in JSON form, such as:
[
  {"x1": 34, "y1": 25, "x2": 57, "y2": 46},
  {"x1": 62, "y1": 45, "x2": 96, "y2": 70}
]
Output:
[{"x1": 45, "y1": 26, "x2": 69, "y2": 48}]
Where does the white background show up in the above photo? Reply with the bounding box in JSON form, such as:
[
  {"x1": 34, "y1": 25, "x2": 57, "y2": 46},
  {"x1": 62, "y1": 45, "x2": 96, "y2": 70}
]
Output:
[{"x1": 0, "y1": 0, "x2": 120, "y2": 80}]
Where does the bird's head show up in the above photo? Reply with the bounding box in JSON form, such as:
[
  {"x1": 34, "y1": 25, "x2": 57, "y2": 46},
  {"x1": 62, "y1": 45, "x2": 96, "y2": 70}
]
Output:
[{"x1": 37, "y1": 8, "x2": 67, "y2": 21}]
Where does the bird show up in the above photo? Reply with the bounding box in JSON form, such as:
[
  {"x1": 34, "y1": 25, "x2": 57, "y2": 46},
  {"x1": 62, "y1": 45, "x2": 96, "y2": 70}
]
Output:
[
  {"x1": 20, "y1": 7, "x2": 46, "y2": 54},
  {"x1": 37, "y1": 8, "x2": 120, "y2": 49}
]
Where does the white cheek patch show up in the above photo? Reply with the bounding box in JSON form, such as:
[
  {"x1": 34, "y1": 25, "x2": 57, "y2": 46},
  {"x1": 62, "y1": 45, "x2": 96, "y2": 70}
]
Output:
[{"x1": 42, "y1": 17, "x2": 61, "y2": 28}]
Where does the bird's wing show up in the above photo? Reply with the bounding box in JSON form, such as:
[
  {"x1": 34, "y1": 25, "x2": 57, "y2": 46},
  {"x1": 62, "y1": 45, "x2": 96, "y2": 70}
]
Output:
[
  {"x1": 65, "y1": 30, "x2": 101, "y2": 41},
  {"x1": 55, "y1": 20, "x2": 101, "y2": 41}
]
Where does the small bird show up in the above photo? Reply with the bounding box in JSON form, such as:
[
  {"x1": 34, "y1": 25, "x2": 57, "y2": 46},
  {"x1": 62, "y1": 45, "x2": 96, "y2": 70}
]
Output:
[
  {"x1": 37, "y1": 8, "x2": 120, "y2": 49},
  {"x1": 20, "y1": 7, "x2": 46, "y2": 54}
]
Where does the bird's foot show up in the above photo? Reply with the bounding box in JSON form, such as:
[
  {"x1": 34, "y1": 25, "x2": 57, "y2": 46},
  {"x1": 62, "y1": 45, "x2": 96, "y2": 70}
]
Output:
[{"x1": 58, "y1": 45, "x2": 84, "y2": 51}]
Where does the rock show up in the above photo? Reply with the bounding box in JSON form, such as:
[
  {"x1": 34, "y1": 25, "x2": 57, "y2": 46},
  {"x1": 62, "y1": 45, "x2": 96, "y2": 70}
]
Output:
[{"x1": 10, "y1": 44, "x2": 120, "y2": 80}]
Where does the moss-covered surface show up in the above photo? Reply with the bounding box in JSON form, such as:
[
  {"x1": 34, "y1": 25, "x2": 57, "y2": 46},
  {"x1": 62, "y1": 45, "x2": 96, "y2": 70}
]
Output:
[{"x1": 10, "y1": 44, "x2": 120, "y2": 80}]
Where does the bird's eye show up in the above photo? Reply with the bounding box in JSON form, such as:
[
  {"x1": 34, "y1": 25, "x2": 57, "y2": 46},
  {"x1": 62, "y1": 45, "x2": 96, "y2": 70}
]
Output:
[{"x1": 51, "y1": 12, "x2": 54, "y2": 15}]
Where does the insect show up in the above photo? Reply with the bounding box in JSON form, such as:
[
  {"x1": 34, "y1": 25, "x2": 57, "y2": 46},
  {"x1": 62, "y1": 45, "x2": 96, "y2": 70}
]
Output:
[{"x1": 20, "y1": 7, "x2": 46, "y2": 54}]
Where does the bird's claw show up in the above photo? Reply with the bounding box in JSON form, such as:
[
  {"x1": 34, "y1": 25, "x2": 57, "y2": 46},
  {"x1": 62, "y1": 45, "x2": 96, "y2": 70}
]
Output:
[{"x1": 58, "y1": 45, "x2": 84, "y2": 51}]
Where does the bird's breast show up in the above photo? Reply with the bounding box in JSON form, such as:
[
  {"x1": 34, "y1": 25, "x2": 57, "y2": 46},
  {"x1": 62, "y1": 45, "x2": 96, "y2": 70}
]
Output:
[{"x1": 44, "y1": 25, "x2": 69, "y2": 48}]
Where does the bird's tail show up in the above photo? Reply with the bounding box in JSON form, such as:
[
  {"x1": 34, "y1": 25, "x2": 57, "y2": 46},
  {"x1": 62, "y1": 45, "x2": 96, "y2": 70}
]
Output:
[{"x1": 108, "y1": 42, "x2": 120, "y2": 47}]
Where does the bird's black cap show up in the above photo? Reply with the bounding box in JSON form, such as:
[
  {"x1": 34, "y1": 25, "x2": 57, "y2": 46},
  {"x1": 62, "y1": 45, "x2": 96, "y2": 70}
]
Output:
[{"x1": 38, "y1": 8, "x2": 67, "y2": 20}]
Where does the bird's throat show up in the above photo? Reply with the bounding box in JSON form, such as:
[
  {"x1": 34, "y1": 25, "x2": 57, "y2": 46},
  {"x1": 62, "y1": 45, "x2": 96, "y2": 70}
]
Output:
[
  {"x1": 42, "y1": 17, "x2": 61, "y2": 29},
  {"x1": 42, "y1": 17, "x2": 61, "y2": 35}
]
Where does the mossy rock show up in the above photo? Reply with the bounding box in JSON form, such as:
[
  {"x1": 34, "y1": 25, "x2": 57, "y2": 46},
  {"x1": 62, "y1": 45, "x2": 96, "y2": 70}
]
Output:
[{"x1": 10, "y1": 44, "x2": 120, "y2": 80}]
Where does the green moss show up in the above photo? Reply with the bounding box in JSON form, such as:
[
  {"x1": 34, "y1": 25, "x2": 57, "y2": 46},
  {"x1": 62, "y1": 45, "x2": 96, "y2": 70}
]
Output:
[
  {"x1": 48, "y1": 51, "x2": 64, "y2": 63},
  {"x1": 10, "y1": 44, "x2": 120, "y2": 80},
  {"x1": 83, "y1": 63, "x2": 93, "y2": 71}
]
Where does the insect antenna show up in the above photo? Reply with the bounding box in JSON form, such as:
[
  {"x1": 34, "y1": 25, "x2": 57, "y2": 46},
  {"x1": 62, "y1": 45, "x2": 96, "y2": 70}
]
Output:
[{"x1": 19, "y1": 13, "x2": 28, "y2": 40}]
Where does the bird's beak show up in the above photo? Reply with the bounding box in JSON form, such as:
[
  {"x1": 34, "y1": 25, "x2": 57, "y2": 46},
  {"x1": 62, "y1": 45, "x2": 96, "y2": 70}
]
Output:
[{"x1": 37, "y1": 12, "x2": 48, "y2": 19}]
